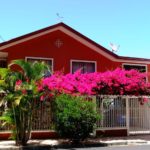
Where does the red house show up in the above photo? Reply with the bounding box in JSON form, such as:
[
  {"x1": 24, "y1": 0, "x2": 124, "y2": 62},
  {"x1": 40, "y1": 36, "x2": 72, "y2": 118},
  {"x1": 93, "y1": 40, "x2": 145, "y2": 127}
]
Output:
[
  {"x1": 0, "y1": 22, "x2": 149, "y2": 79},
  {"x1": 1, "y1": 23, "x2": 150, "y2": 138}
]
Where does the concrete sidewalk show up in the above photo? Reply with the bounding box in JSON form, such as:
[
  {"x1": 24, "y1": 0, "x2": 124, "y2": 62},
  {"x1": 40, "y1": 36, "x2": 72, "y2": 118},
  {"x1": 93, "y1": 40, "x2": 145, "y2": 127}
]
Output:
[
  {"x1": 0, "y1": 140, "x2": 58, "y2": 150},
  {"x1": 99, "y1": 135, "x2": 150, "y2": 146},
  {"x1": 1, "y1": 135, "x2": 150, "y2": 149}
]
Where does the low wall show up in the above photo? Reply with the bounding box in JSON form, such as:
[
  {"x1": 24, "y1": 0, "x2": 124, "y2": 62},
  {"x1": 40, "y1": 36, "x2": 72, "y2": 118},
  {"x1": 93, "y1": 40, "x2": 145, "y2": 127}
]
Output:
[
  {"x1": 0, "y1": 130, "x2": 58, "y2": 140},
  {"x1": 96, "y1": 129, "x2": 128, "y2": 137},
  {"x1": 0, "y1": 129, "x2": 128, "y2": 140}
]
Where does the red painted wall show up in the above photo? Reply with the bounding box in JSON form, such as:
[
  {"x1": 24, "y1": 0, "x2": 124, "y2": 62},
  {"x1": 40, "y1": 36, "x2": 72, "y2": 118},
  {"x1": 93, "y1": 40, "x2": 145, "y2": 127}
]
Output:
[
  {"x1": 2, "y1": 30, "x2": 121, "y2": 73},
  {"x1": 2, "y1": 30, "x2": 150, "y2": 81}
]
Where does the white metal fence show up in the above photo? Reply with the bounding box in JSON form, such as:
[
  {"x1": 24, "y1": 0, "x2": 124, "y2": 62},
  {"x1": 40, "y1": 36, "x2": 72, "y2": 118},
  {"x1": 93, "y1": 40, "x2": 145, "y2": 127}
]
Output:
[
  {"x1": 96, "y1": 95, "x2": 150, "y2": 135},
  {"x1": 0, "y1": 101, "x2": 53, "y2": 132},
  {"x1": 128, "y1": 97, "x2": 150, "y2": 134},
  {"x1": 1, "y1": 95, "x2": 150, "y2": 135},
  {"x1": 96, "y1": 95, "x2": 127, "y2": 129}
]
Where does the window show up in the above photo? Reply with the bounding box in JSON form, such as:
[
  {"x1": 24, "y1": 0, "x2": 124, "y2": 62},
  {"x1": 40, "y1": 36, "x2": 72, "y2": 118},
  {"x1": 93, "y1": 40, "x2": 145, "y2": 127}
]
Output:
[
  {"x1": 27, "y1": 57, "x2": 52, "y2": 66},
  {"x1": 26, "y1": 57, "x2": 53, "y2": 76},
  {"x1": 0, "y1": 60, "x2": 7, "y2": 68},
  {"x1": 71, "y1": 60, "x2": 96, "y2": 74},
  {"x1": 123, "y1": 64, "x2": 146, "y2": 73}
]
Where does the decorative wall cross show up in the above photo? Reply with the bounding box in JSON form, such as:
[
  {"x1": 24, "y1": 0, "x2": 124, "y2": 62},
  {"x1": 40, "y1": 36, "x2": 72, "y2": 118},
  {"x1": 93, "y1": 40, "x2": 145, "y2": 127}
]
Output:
[{"x1": 55, "y1": 39, "x2": 63, "y2": 48}]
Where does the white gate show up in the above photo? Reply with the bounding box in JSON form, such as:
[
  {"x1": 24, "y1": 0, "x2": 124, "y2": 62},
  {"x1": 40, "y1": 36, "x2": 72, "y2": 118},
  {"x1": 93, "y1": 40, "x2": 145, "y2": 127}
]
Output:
[
  {"x1": 96, "y1": 95, "x2": 150, "y2": 135},
  {"x1": 129, "y1": 97, "x2": 150, "y2": 134},
  {"x1": 96, "y1": 95, "x2": 127, "y2": 129}
]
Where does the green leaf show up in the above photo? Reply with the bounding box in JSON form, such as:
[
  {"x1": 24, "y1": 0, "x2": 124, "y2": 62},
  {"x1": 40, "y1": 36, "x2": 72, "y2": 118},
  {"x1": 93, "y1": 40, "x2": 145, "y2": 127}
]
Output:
[
  {"x1": 9, "y1": 59, "x2": 32, "y2": 80},
  {"x1": 0, "y1": 80, "x2": 5, "y2": 85},
  {"x1": 0, "y1": 97, "x2": 5, "y2": 107},
  {"x1": 9, "y1": 59, "x2": 50, "y2": 81},
  {"x1": 0, "y1": 111, "x2": 14, "y2": 126},
  {"x1": 13, "y1": 96, "x2": 22, "y2": 106},
  {"x1": 0, "y1": 118, "x2": 13, "y2": 127},
  {"x1": 1, "y1": 121, "x2": 7, "y2": 127},
  {"x1": 0, "y1": 68, "x2": 10, "y2": 79}
]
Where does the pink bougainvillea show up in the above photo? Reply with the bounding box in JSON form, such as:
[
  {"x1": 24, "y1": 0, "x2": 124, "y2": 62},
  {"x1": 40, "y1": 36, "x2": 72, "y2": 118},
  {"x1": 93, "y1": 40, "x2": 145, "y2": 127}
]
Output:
[
  {"x1": 40, "y1": 68, "x2": 150, "y2": 96},
  {"x1": 16, "y1": 80, "x2": 22, "y2": 86}
]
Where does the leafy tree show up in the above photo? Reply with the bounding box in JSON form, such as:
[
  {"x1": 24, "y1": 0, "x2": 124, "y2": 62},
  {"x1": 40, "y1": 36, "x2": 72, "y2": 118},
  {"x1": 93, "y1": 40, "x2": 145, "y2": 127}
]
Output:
[{"x1": 0, "y1": 60, "x2": 49, "y2": 146}]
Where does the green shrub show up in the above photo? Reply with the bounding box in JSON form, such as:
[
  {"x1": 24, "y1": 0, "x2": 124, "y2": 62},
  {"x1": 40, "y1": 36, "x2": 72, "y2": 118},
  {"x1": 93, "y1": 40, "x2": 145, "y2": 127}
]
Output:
[{"x1": 54, "y1": 94, "x2": 100, "y2": 143}]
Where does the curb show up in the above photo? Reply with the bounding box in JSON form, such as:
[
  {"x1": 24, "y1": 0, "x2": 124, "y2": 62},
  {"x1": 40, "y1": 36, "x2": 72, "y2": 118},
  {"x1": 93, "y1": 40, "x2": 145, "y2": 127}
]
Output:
[
  {"x1": 0, "y1": 140, "x2": 150, "y2": 150},
  {"x1": 0, "y1": 140, "x2": 57, "y2": 150},
  {"x1": 102, "y1": 141, "x2": 148, "y2": 146},
  {"x1": 0, "y1": 145, "x2": 53, "y2": 150}
]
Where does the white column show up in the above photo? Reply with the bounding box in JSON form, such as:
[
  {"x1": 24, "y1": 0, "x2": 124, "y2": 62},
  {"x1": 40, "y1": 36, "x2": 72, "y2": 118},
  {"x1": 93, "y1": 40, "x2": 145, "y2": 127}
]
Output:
[
  {"x1": 126, "y1": 96, "x2": 130, "y2": 136},
  {"x1": 93, "y1": 95, "x2": 97, "y2": 137}
]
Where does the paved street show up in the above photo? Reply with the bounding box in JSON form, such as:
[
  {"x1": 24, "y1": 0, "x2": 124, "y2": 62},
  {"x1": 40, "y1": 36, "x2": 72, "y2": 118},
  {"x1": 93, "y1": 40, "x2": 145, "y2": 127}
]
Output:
[{"x1": 57, "y1": 145, "x2": 150, "y2": 150}]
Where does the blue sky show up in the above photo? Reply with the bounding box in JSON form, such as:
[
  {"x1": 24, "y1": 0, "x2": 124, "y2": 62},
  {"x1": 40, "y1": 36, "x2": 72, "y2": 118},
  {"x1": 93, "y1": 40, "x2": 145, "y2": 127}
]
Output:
[{"x1": 0, "y1": 0, "x2": 150, "y2": 58}]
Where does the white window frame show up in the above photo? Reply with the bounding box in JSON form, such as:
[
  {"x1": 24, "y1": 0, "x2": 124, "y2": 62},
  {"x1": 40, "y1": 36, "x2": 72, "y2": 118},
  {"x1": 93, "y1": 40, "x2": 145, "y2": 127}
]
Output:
[
  {"x1": 25, "y1": 56, "x2": 54, "y2": 73},
  {"x1": 70, "y1": 59, "x2": 97, "y2": 74},
  {"x1": 122, "y1": 63, "x2": 148, "y2": 81}
]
